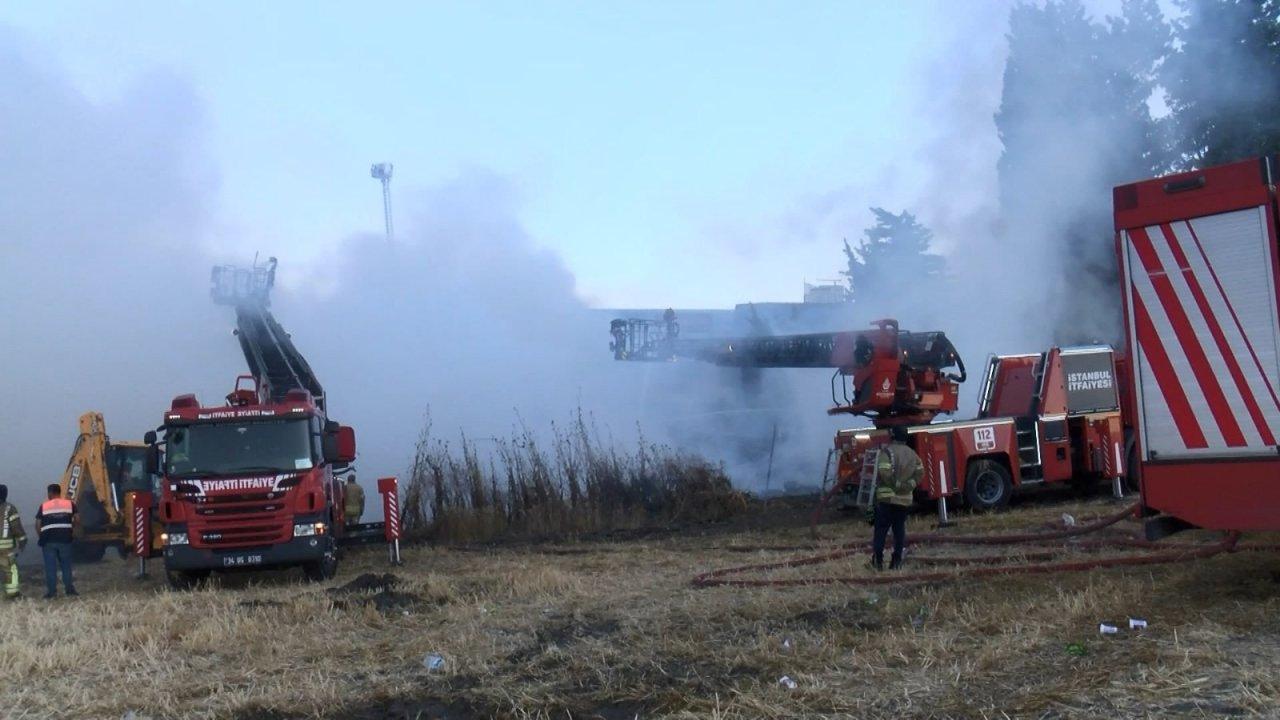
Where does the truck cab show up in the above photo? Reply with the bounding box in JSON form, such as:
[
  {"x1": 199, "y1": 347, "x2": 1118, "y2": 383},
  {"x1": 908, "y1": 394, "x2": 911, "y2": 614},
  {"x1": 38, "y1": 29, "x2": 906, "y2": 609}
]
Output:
[{"x1": 152, "y1": 383, "x2": 356, "y2": 587}]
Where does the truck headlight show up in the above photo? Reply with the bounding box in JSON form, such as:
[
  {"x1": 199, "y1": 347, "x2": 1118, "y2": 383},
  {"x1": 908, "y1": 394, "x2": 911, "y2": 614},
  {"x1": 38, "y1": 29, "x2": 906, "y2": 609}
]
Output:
[
  {"x1": 162, "y1": 532, "x2": 189, "y2": 546},
  {"x1": 293, "y1": 522, "x2": 326, "y2": 537}
]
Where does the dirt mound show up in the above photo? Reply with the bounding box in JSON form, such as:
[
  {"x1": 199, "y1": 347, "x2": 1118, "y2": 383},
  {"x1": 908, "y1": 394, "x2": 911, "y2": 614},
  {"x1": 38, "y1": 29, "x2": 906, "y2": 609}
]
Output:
[
  {"x1": 326, "y1": 573, "x2": 437, "y2": 614},
  {"x1": 329, "y1": 572, "x2": 399, "y2": 594}
]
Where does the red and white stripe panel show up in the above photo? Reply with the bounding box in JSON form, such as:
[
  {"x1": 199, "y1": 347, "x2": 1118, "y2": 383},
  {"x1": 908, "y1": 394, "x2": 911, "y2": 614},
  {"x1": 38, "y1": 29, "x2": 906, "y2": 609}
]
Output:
[
  {"x1": 133, "y1": 505, "x2": 148, "y2": 557},
  {"x1": 383, "y1": 489, "x2": 401, "y2": 541},
  {"x1": 1124, "y1": 207, "x2": 1280, "y2": 457}
]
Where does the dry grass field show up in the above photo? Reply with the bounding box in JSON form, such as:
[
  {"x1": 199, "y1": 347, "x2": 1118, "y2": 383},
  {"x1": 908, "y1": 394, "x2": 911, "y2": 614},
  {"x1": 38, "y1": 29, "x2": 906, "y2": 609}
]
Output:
[{"x1": 1, "y1": 495, "x2": 1278, "y2": 720}]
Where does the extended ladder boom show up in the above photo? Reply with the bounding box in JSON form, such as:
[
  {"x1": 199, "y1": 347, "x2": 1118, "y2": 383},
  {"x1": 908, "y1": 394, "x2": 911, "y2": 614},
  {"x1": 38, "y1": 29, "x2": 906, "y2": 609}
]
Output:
[
  {"x1": 211, "y1": 258, "x2": 325, "y2": 411},
  {"x1": 234, "y1": 304, "x2": 326, "y2": 411},
  {"x1": 610, "y1": 312, "x2": 966, "y2": 426}
]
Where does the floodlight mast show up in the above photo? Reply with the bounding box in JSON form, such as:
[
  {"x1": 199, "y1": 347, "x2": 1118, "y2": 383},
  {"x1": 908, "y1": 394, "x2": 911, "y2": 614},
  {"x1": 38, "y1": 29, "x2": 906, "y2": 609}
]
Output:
[{"x1": 370, "y1": 162, "x2": 394, "y2": 242}]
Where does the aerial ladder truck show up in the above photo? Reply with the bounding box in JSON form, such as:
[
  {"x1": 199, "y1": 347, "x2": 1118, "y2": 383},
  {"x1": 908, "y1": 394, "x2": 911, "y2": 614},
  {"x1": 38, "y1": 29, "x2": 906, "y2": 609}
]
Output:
[
  {"x1": 615, "y1": 155, "x2": 1280, "y2": 536},
  {"x1": 146, "y1": 258, "x2": 395, "y2": 588},
  {"x1": 610, "y1": 313, "x2": 1129, "y2": 516}
]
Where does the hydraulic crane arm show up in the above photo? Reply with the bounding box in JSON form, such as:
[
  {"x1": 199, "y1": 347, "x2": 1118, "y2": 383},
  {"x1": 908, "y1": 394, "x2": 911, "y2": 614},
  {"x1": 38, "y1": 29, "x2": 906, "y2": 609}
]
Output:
[
  {"x1": 610, "y1": 313, "x2": 965, "y2": 426},
  {"x1": 211, "y1": 258, "x2": 325, "y2": 410}
]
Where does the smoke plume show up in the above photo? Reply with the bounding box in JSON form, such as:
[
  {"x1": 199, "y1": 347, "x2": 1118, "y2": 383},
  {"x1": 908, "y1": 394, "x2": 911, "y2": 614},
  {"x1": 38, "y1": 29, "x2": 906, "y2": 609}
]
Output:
[{"x1": 0, "y1": 29, "x2": 240, "y2": 520}]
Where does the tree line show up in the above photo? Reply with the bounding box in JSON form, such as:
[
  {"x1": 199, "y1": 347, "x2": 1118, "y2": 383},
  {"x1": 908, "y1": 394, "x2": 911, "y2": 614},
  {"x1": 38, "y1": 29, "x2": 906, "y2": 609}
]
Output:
[{"x1": 843, "y1": 0, "x2": 1279, "y2": 339}]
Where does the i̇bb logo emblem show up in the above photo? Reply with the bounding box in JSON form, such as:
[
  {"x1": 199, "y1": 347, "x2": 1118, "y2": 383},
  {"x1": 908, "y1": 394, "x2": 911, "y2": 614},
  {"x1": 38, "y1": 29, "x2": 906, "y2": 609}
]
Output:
[{"x1": 973, "y1": 426, "x2": 996, "y2": 451}]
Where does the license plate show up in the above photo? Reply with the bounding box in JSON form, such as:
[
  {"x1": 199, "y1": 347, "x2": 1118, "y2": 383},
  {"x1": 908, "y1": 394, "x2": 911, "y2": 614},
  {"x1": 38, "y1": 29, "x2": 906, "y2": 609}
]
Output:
[{"x1": 221, "y1": 553, "x2": 264, "y2": 568}]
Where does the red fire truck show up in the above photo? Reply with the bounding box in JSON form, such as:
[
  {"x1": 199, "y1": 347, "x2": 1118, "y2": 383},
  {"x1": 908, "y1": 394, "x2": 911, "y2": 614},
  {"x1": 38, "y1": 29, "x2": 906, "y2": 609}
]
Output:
[
  {"x1": 1113, "y1": 156, "x2": 1280, "y2": 536},
  {"x1": 830, "y1": 344, "x2": 1127, "y2": 514},
  {"x1": 611, "y1": 315, "x2": 1128, "y2": 513},
  {"x1": 146, "y1": 260, "x2": 368, "y2": 588},
  {"x1": 613, "y1": 157, "x2": 1280, "y2": 530}
]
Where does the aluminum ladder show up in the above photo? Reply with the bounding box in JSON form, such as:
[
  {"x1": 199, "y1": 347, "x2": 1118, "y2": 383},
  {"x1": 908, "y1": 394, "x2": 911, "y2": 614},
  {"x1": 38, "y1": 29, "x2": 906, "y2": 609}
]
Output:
[{"x1": 853, "y1": 447, "x2": 883, "y2": 508}]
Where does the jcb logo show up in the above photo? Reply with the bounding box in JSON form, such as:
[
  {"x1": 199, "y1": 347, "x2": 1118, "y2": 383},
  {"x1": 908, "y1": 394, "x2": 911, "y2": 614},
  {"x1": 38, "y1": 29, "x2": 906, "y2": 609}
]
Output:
[
  {"x1": 973, "y1": 427, "x2": 996, "y2": 451},
  {"x1": 68, "y1": 466, "x2": 82, "y2": 500}
]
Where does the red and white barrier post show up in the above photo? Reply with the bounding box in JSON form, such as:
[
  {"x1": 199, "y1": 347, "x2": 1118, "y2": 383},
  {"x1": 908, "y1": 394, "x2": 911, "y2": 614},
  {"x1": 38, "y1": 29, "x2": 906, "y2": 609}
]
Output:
[
  {"x1": 132, "y1": 491, "x2": 153, "y2": 578},
  {"x1": 377, "y1": 476, "x2": 402, "y2": 565}
]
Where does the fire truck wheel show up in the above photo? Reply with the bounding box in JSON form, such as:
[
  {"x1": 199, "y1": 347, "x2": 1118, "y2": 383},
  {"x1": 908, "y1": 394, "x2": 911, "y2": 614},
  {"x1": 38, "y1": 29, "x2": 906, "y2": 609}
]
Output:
[
  {"x1": 964, "y1": 460, "x2": 1012, "y2": 511},
  {"x1": 302, "y1": 540, "x2": 338, "y2": 582},
  {"x1": 166, "y1": 569, "x2": 210, "y2": 591},
  {"x1": 1124, "y1": 437, "x2": 1140, "y2": 493}
]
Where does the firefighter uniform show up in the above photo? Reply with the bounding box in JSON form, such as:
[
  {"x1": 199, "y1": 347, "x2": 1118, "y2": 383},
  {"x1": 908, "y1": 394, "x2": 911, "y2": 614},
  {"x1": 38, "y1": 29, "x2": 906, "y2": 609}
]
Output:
[
  {"x1": 0, "y1": 500, "x2": 26, "y2": 599},
  {"x1": 871, "y1": 439, "x2": 923, "y2": 570},
  {"x1": 344, "y1": 478, "x2": 365, "y2": 527}
]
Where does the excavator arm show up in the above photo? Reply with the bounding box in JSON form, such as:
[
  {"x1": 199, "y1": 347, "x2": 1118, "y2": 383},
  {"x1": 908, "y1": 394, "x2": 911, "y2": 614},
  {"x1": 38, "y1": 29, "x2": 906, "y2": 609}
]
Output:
[
  {"x1": 60, "y1": 412, "x2": 119, "y2": 527},
  {"x1": 610, "y1": 313, "x2": 965, "y2": 427},
  {"x1": 59, "y1": 412, "x2": 160, "y2": 559}
]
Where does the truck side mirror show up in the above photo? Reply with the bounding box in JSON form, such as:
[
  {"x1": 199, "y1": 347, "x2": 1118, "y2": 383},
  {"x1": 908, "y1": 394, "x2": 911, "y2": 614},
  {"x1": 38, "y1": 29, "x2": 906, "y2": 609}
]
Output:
[
  {"x1": 144, "y1": 430, "x2": 157, "y2": 446},
  {"x1": 322, "y1": 425, "x2": 357, "y2": 467},
  {"x1": 145, "y1": 444, "x2": 161, "y2": 475},
  {"x1": 336, "y1": 425, "x2": 356, "y2": 463}
]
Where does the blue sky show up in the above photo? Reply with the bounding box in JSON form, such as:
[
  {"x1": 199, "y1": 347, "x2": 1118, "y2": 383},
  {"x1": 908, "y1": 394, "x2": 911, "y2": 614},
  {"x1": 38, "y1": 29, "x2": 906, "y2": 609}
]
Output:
[{"x1": 2, "y1": 2, "x2": 1004, "y2": 307}]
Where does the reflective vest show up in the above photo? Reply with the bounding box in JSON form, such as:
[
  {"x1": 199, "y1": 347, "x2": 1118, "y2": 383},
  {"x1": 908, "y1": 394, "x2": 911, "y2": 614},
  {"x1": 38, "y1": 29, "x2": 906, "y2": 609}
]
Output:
[
  {"x1": 0, "y1": 503, "x2": 22, "y2": 550},
  {"x1": 874, "y1": 443, "x2": 923, "y2": 507},
  {"x1": 37, "y1": 498, "x2": 75, "y2": 544}
]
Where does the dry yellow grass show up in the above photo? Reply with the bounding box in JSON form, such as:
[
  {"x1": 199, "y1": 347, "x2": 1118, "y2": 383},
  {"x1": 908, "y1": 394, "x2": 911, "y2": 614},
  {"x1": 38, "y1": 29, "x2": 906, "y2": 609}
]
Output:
[{"x1": 1, "y1": 496, "x2": 1277, "y2": 719}]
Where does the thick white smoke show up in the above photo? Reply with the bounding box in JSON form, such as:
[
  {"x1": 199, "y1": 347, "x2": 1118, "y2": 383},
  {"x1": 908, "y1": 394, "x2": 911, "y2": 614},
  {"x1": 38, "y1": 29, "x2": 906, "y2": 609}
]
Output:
[
  {"x1": 0, "y1": 30, "x2": 242, "y2": 522},
  {"x1": 276, "y1": 170, "x2": 843, "y2": 490},
  {"x1": 0, "y1": 28, "x2": 831, "y2": 523},
  {"x1": 1, "y1": 2, "x2": 1203, "y2": 526}
]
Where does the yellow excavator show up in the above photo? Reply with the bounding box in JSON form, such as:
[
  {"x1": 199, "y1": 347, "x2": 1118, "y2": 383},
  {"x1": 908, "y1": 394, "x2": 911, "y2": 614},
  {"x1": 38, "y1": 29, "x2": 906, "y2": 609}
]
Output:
[{"x1": 60, "y1": 412, "x2": 163, "y2": 562}]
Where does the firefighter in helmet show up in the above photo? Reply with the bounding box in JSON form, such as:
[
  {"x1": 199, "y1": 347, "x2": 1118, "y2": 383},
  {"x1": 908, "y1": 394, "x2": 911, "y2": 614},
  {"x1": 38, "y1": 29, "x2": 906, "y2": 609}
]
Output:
[
  {"x1": 871, "y1": 426, "x2": 923, "y2": 570},
  {"x1": 0, "y1": 484, "x2": 27, "y2": 599},
  {"x1": 344, "y1": 473, "x2": 365, "y2": 528}
]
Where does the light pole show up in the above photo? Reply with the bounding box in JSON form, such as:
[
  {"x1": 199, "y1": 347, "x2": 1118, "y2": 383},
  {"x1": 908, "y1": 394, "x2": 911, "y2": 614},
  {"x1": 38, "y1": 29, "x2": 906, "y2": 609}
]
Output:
[{"x1": 370, "y1": 163, "x2": 394, "y2": 242}]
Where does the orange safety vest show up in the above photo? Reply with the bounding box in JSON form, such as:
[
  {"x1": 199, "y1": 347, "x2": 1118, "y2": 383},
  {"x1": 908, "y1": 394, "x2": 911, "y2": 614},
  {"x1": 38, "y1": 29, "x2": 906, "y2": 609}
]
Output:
[{"x1": 38, "y1": 498, "x2": 75, "y2": 534}]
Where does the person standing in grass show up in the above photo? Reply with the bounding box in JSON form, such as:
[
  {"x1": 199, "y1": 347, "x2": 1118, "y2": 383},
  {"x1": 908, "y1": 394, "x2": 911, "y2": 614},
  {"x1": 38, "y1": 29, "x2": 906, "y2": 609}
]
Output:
[
  {"x1": 0, "y1": 484, "x2": 26, "y2": 599},
  {"x1": 344, "y1": 473, "x2": 365, "y2": 528},
  {"x1": 871, "y1": 426, "x2": 923, "y2": 571},
  {"x1": 34, "y1": 483, "x2": 77, "y2": 599}
]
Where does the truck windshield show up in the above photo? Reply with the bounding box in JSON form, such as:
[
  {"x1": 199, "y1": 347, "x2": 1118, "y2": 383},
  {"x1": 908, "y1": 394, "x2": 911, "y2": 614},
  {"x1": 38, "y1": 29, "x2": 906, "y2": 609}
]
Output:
[{"x1": 165, "y1": 419, "x2": 314, "y2": 477}]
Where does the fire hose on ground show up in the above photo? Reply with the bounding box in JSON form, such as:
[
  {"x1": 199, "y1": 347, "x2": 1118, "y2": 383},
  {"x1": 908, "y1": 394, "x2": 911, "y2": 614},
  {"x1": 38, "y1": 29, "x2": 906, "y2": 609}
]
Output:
[{"x1": 693, "y1": 503, "x2": 1278, "y2": 588}]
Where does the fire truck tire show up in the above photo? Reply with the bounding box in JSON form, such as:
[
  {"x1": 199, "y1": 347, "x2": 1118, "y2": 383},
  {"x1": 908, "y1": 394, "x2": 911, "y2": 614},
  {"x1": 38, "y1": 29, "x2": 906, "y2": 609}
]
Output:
[
  {"x1": 964, "y1": 460, "x2": 1012, "y2": 511},
  {"x1": 302, "y1": 539, "x2": 338, "y2": 582},
  {"x1": 71, "y1": 541, "x2": 107, "y2": 563},
  {"x1": 1124, "y1": 435, "x2": 1140, "y2": 493},
  {"x1": 166, "y1": 569, "x2": 210, "y2": 591}
]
